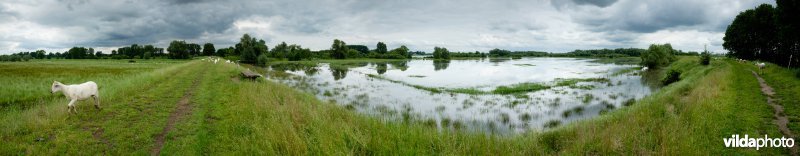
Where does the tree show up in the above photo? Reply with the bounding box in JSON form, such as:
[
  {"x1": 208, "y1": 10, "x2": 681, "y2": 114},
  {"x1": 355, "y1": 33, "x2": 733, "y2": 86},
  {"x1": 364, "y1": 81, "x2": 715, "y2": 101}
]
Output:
[
  {"x1": 286, "y1": 44, "x2": 312, "y2": 61},
  {"x1": 376, "y1": 42, "x2": 388, "y2": 54},
  {"x1": 723, "y1": 3, "x2": 795, "y2": 66},
  {"x1": 271, "y1": 42, "x2": 289, "y2": 58},
  {"x1": 489, "y1": 48, "x2": 511, "y2": 57},
  {"x1": 346, "y1": 45, "x2": 369, "y2": 54},
  {"x1": 776, "y1": 0, "x2": 800, "y2": 67},
  {"x1": 202, "y1": 43, "x2": 215, "y2": 56},
  {"x1": 236, "y1": 34, "x2": 268, "y2": 63},
  {"x1": 66, "y1": 47, "x2": 89, "y2": 59},
  {"x1": 331, "y1": 39, "x2": 348, "y2": 59},
  {"x1": 641, "y1": 43, "x2": 676, "y2": 68},
  {"x1": 216, "y1": 47, "x2": 234, "y2": 57},
  {"x1": 188, "y1": 43, "x2": 201, "y2": 56},
  {"x1": 433, "y1": 47, "x2": 450, "y2": 59},
  {"x1": 168, "y1": 40, "x2": 190, "y2": 59},
  {"x1": 389, "y1": 45, "x2": 411, "y2": 59}
]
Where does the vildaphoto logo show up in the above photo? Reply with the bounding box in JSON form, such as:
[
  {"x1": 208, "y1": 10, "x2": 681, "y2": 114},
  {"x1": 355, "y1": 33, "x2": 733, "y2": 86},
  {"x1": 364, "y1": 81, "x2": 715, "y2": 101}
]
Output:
[{"x1": 724, "y1": 134, "x2": 794, "y2": 150}]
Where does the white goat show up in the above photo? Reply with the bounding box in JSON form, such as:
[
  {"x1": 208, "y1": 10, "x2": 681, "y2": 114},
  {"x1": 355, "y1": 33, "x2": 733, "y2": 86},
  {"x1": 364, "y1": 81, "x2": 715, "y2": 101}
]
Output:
[
  {"x1": 758, "y1": 62, "x2": 766, "y2": 74},
  {"x1": 641, "y1": 67, "x2": 649, "y2": 72},
  {"x1": 51, "y1": 81, "x2": 100, "y2": 114}
]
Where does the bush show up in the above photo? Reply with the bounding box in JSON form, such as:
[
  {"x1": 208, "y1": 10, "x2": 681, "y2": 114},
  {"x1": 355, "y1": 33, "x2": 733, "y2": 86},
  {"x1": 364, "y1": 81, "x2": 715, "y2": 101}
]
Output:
[
  {"x1": 700, "y1": 51, "x2": 711, "y2": 65},
  {"x1": 641, "y1": 43, "x2": 676, "y2": 68},
  {"x1": 257, "y1": 54, "x2": 270, "y2": 67},
  {"x1": 662, "y1": 69, "x2": 681, "y2": 85}
]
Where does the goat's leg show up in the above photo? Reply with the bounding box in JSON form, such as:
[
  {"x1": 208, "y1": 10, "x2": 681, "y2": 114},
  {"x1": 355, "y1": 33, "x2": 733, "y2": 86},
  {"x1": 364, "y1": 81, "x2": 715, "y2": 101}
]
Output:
[
  {"x1": 68, "y1": 99, "x2": 78, "y2": 114},
  {"x1": 92, "y1": 95, "x2": 101, "y2": 110}
]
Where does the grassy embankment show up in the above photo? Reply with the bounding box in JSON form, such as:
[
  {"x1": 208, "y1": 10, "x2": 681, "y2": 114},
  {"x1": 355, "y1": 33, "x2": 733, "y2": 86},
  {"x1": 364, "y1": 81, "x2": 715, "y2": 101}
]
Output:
[{"x1": 0, "y1": 56, "x2": 795, "y2": 154}]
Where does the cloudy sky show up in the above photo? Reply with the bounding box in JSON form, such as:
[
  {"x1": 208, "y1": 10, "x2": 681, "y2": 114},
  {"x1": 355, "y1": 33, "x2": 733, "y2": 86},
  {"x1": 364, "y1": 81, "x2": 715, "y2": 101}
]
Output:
[{"x1": 0, "y1": 0, "x2": 773, "y2": 54}]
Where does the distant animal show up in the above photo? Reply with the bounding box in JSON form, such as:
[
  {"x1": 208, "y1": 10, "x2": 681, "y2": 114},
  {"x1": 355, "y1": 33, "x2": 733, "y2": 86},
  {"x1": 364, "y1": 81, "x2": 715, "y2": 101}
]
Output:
[
  {"x1": 737, "y1": 59, "x2": 747, "y2": 63},
  {"x1": 51, "y1": 81, "x2": 100, "y2": 114},
  {"x1": 641, "y1": 67, "x2": 649, "y2": 72},
  {"x1": 758, "y1": 62, "x2": 766, "y2": 74}
]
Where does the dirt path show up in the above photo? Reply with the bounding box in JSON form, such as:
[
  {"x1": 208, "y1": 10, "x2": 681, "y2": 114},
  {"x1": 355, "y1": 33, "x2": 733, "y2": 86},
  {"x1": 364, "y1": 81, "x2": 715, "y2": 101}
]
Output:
[
  {"x1": 751, "y1": 70, "x2": 797, "y2": 155},
  {"x1": 150, "y1": 67, "x2": 207, "y2": 155}
]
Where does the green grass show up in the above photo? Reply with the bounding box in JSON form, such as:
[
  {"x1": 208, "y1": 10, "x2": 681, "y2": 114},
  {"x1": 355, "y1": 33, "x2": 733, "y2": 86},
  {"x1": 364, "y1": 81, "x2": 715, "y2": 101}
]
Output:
[
  {"x1": 493, "y1": 82, "x2": 551, "y2": 94},
  {"x1": 735, "y1": 60, "x2": 800, "y2": 136},
  {"x1": 0, "y1": 56, "x2": 795, "y2": 154},
  {"x1": 0, "y1": 59, "x2": 181, "y2": 110}
]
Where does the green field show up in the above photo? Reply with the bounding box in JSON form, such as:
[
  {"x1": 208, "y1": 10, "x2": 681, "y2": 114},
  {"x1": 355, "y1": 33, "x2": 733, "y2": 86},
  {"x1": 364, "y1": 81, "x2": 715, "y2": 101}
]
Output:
[{"x1": 1, "y1": 57, "x2": 797, "y2": 155}]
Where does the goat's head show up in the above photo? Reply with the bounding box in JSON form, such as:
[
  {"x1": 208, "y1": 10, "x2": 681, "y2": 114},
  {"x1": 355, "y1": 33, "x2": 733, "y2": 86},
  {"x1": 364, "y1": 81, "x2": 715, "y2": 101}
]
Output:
[{"x1": 51, "y1": 81, "x2": 63, "y2": 94}]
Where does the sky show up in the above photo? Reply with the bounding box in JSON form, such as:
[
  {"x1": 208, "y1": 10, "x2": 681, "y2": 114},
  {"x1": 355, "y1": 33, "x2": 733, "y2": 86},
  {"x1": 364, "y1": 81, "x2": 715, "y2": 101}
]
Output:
[{"x1": 0, "y1": 0, "x2": 774, "y2": 54}]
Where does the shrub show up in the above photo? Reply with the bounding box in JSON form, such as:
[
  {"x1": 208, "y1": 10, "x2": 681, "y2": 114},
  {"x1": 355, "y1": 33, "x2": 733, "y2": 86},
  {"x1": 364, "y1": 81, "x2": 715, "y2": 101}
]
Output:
[
  {"x1": 700, "y1": 51, "x2": 711, "y2": 65},
  {"x1": 257, "y1": 54, "x2": 270, "y2": 67},
  {"x1": 662, "y1": 69, "x2": 681, "y2": 85}
]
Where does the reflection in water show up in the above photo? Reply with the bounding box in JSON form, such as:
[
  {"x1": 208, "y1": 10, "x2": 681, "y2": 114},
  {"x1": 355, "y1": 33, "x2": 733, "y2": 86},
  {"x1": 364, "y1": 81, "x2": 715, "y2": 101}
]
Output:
[
  {"x1": 376, "y1": 62, "x2": 388, "y2": 74},
  {"x1": 304, "y1": 66, "x2": 319, "y2": 76},
  {"x1": 433, "y1": 60, "x2": 450, "y2": 71},
  {"x1": 264, "y1": 58, "x2": 657, "y2": 134},
  {"x1": 331, "y1": 66, "x2": 348, "y2": 80},
  {"x1": 639, "y1": 68, "x2": 665, "y2": 90},
  {"x1": 389, "y1": 61, "x2": 409, "y2": 71}
]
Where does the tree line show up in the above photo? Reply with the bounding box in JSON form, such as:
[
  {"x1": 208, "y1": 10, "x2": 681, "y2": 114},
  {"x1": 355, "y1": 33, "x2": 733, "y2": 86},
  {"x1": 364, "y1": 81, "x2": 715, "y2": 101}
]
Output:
[{"x1": 724, "y1": 0, "x2": 799, "y2": 67}]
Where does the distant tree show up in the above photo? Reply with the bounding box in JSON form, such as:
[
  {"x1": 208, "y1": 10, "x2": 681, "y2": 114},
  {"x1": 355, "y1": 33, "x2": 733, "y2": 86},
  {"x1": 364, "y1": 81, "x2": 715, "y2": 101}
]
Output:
[
  {"x1": 641, "y1": 43, "x2": 676, "y2": 68},
  {"x1": 187, "y1": 43, "x2": 201, "y2": 56},
  {"x1": 489, "y1": 48, "x2": 511, "y2": 57},
  {"x1": 66, "y1": 47, "x2": 89, "y2": 59},
  {"x1": 237, "y1": 34, "x2": 268, "y2": 63},
  {"x1": 432, "y1": 47, "x2": 450, "y2": 59},
  {"x1": 216, "y1": 47, "x2": 234, "y2": 57},
  {"x1": 389, "y1": 45, "x2": 411, "y2": 59},
  {"x1": 346, "y1": 45, "x2": 369, "y2": 54},
  {"x1": 331, "y1": 39, "x2": 348, "y2": 59},
  {"x1": 286, "y1": 44, "x2": 312, "y2": 61},
  {"x1": 376, "y1": 42, "x2": 388, "y2": 54},
  {"x1": 168, "y1": 40, "x2": 190, "y2": 59},
  {"x1": 271, "y1": 42, "x2": 289, "y2": 58},
  {"x1": 203, "y1": 43, "x2": 215, "y2": 56}
]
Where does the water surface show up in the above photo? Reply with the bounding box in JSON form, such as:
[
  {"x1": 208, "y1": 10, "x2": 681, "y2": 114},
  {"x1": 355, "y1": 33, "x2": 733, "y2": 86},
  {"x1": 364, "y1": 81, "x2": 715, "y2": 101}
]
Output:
[{"x1": 263, "y1": 57, "x2": 659, "y2": 133}]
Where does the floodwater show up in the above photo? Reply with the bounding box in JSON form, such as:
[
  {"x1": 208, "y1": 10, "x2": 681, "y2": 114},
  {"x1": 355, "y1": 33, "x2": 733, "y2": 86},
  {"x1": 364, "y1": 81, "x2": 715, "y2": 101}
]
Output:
[{"x1": 262, "y1": 57, "x2": 661, "y2": 133}]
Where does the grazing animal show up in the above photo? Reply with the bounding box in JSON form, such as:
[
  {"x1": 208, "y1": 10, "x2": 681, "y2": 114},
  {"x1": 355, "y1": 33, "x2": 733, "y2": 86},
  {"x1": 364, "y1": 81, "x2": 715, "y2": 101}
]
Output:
[
  {"x1": 51, "y1": 81, "x2": 100, "y2": 114},
  {"x1": 758, "y1": 62, "x2": 766, "y2": 74},
  {"x1": 641, "y1": 66, "x2": 649, "y2": 72}
]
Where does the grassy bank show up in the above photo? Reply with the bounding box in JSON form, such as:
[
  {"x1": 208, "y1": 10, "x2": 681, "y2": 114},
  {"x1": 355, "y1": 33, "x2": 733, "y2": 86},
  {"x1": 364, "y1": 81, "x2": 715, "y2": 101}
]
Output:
[{"x1": 0, "y1": 56, "x2": 793, "y2": 154}]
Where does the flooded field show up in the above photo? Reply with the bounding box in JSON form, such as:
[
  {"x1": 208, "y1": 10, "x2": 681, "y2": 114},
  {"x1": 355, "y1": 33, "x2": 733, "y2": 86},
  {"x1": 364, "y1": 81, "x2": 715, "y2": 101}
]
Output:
[{"x1": 262, "y1": 57, "x2": 661, "y2": 133}]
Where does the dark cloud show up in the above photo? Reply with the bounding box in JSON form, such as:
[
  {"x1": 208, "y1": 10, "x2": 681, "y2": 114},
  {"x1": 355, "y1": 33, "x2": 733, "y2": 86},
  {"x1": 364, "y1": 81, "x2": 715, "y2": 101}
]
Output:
[
  {"x1": 570, "y1": 0, "x2": 710, "y2": 33},
  {"x1": 572, "y1": 0, "x2": 617, "y2": 7}
]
